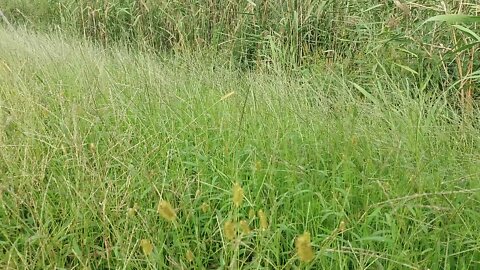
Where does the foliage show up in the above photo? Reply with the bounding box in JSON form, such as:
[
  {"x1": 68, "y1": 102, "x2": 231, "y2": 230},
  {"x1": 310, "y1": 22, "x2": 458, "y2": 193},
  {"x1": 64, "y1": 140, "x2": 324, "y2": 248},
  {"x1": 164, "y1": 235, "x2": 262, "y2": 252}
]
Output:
[
  {"x1": 1, "y1": 1, "x2": 480, "y2": 268},
  {"x1": 0, "y1": 27, "x2": 480, "y2": 269},
  {"x1": 425, "y1": 13, "x2": 480, "y2": 113}
]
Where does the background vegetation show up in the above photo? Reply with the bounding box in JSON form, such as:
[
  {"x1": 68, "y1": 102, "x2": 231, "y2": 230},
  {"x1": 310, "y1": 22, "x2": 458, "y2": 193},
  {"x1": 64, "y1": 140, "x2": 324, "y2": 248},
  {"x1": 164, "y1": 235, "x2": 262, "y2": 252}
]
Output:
[
  {"x1": 3, "y1": 1, "x2": 479, "y2": 105},
  {"x1": 0, "y1": 1, "x2": 479, "y2": 269}
]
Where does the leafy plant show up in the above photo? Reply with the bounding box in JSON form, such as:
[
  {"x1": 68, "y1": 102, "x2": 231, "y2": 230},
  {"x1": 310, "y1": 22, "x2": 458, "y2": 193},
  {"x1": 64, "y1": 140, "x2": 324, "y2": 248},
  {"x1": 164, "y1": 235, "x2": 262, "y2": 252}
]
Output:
[{"x1": 425, "y1": 14, "x2": 480, "y2": 113}]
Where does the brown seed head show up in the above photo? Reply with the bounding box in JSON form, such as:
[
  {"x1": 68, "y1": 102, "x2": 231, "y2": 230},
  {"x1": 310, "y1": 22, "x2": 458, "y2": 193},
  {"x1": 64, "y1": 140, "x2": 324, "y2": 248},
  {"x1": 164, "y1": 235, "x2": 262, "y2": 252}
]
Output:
[{"x1": 393, "y1": 0, "x2": 410, "y2": 16}]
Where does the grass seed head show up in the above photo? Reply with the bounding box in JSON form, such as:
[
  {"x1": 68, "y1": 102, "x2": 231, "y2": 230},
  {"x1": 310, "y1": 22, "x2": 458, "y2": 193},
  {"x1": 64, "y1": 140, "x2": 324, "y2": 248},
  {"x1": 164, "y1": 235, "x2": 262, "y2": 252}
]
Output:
[
  {"x1": 351, "y1": 136, "x2": 358, "y2": 146},
  {"x1": 127, "y1": 203, "x2": 139, "y2": 217},
  {"x1": 200, "y1": 202, "x2": 210, "y2": 213},
  {"x1": 127, "y1": 203, "x2": 138, "y2": 217},
  {"x1": 338, "y1": 220, "x2": 346, "y2": 232},
  {"x1": 157, "y1": 200, "x2": 176, "y2": 222},
  {"x1": 258, "y1": 209, "x2": 268, "y2": 231},
  {"x1": 232, "y1": 182, "x2": 244, "y2": 208},
  {"x1": 61, "y1": 144, "x2": 67, "y2": 155},
  {"x1": 127, "y1": 207, "x2": 136, "y2": 217},
  {"x1": 186, "y1": 249, "x2": 194, "y2": 262},
  {"x1": 240, "y1": 220, "x2": 251, "y2": 234},
  {"x1": 140, "y1": 239, "x2": 154, "y2": 256},
  {"x1": 224, "y1": 220, "x2": 236, "y2": 240},
  {"x1": 89, "y1": 143, "x2": 96, "y2": 153},
  {"x1": 220, "y1": 91, "x2": 235, "y2": 101},
  {"x1": 249, "y1": 208, "x2": 256, "y2": 219},
  {"x1": 254, "y1": 161, "x2": 262, "y2": 171},
  {"x1": 295, "y1": 231, "x2": 314, "y2": 263}
]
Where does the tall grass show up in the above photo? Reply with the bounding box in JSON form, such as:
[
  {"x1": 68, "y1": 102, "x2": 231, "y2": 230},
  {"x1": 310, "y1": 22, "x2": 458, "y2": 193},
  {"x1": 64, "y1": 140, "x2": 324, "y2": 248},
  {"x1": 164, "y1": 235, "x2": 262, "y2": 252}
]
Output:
[
  {"x1": 1, "y1": 27, "x2": 480, "y2": 269},
  {"x1": 0, "y1": 1, "x2": 471, "y2": 66},
  {"x1": 1, "y1": 1, "x2": 480, "y2": 268},
  {"x1": 2, "y1": 1, "x2": 479, "y2": 109}
]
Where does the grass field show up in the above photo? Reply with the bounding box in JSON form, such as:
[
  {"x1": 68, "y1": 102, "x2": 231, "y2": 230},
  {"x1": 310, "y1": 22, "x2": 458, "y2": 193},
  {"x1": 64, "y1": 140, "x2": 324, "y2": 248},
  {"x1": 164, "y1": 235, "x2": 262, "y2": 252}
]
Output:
[{"x1": 1, "y1": 2, "x2": 480, "y2": 269}]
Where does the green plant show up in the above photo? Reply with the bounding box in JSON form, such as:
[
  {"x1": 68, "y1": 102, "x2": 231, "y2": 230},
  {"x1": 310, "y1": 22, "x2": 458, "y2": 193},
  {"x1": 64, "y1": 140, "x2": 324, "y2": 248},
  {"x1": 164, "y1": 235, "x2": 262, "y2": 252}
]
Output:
[{"x1": 425, "y1": 14, "x2": 480, "y2": 113}]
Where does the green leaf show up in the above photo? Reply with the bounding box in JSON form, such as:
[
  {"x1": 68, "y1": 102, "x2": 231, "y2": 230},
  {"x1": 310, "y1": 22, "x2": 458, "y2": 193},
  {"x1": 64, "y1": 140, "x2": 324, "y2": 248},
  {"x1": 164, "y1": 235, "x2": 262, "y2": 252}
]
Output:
[
  {"x1": 453, "y1": 41, "x2": 480, "y2": 54},
  {"x1": 357, "y1": 236, "x2": 393, "y2": 244},
  {"x1": 425, "y1": 14, "x2": 480, "y2": 24},
  {"x1": 393, "y1": 63, "x2": 418, "y2": 75},
  {"x1": 350, "y1": 81, "x2": 379, "y2": 105},
  {"x1": 452, "y1": 25, "x2": 480, "y2": 41}
]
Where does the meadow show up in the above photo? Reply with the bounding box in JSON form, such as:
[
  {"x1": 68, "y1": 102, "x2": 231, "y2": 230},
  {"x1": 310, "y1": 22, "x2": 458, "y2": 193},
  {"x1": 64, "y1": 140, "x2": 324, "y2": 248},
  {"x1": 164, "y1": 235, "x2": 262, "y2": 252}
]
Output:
[{"x1": 1, "y1": 1, "x2": 480, "y2": 269}]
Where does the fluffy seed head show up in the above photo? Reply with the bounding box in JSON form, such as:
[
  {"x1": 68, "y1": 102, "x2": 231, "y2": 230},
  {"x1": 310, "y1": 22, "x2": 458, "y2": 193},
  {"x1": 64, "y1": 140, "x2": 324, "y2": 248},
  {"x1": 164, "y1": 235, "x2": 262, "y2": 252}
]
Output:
[
  {"x1": 258, "y1": 209, "x2": 268, "y2": 231},
  {"x1": 200, "y1": 202, "x2": 210, "y2": 213},
  {"x1": 254, "y1": 161, "x2": 262, "y2": 171},
  {"x1": 140, "y1": 239, "x2": 154, "y2": 256},
  {"x1": 89, "y1": 143, "x2": 96, "y2": 153},
  {"x1": 186, "y1": 250, "x2": 194, "y2": 262},
  {"x1": 127, "y1": 203, "x2": 139, "y2": 217},
  {"x1": 240, "y1": 220, "x2": 251, "y2": 234},
  {"x1": 296, "y1": 232, "x2": 314, "y2": 263},
  {"x1": 127, "y1": 207, "x2": 136, "y2": 217},
  {"x1": 157, "y1": 200, "x2": 176, "y2": 222},
  {"x1": 338, "y1": 220, "x2": 346, "y2": 232},
  {"x1": 232, "y1": 182, "x2": 244, "y2": 208},
  {"x1": 224, "y1": 220, "x2": 236, "y2": 240},
  {"x1": 249, "y1": 208, "x2": 256, "y2": 219}
]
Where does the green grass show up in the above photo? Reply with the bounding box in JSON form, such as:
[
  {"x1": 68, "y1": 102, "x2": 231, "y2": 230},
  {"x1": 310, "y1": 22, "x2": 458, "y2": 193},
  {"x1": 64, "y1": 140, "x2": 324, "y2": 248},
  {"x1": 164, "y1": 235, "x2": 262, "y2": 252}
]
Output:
[
  {"x1": 1, "y1": 27, "x2": 480, "y2": 269},
  {"x1": 3, "y1": 0, "x2": 478, "y2": 72}
]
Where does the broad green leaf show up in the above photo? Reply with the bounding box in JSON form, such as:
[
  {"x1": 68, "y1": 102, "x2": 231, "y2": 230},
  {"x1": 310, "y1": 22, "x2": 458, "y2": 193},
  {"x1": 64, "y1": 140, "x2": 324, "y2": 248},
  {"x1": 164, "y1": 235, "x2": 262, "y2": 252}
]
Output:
[
  {"x1": 425, "y1": 14, "x2": 480, "y2": 24},
  {"x1": 452, "y1": 25, "x2": 480, "y2": 41}
]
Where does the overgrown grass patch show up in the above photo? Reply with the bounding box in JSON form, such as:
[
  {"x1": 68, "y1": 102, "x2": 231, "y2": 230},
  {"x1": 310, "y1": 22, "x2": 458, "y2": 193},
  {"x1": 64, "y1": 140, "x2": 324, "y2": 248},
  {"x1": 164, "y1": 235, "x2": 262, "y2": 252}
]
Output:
[{"x1": 0, "y1": 28, "x2": 479, "y2": 269}]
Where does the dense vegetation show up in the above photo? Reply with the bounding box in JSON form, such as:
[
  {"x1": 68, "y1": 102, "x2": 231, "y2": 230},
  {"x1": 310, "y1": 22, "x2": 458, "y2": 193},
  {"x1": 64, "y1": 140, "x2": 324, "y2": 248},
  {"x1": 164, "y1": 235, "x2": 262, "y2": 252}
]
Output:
[{"x1": 0, "y1": 1, "x2": 479, "y2": 269}]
